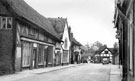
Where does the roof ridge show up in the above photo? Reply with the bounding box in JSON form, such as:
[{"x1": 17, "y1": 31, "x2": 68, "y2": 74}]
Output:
[{"x1": 1, "y1": 0, "x2": 61, "y2": 40}]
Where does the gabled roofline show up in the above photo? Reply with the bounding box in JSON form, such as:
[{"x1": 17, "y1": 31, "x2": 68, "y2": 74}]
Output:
[{"x1": 0, "y1": 0, "x2": 62, "y2": 42}]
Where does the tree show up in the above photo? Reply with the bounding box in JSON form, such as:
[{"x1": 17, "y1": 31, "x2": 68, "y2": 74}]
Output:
[
  {"x1": 84, "y1": 41, "x2": 105, "y2": 54},
  {"x1": 84, "y1": 42, "x2": 90, "y2": 51},
  {"x1": 91, "y1": 41, "x2": 103, "y2": 51},
  {"x1": 113, "y1": 42, "x2": 119, "y2": 49},
  {"x1": 113, "y1": 42, "x2": 119, "y2": 54}
]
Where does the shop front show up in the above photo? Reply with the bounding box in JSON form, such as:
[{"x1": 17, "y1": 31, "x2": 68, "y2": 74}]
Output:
[{"x1": 20, "y1": 37, "x2": 54, "y2": 70}]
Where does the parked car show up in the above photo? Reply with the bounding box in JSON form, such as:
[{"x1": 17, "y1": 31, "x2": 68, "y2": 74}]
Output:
[
  {"x1": 102, "y1": 58, "x2": 109, "y2": 64},
  {"x1": 83, "y1": 59, "x2": 88, "y2": 63}
]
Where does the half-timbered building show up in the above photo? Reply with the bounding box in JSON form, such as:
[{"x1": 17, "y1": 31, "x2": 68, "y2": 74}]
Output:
[
  {"x1": 94, "y1": 45, "x2": 113, "y2": 63},
  {"x1": 0, "y1": 0, "x2": 62, "y2": 75},
  {"x1": 49, "y1": 17, "x2": 71, "y2": 65}
]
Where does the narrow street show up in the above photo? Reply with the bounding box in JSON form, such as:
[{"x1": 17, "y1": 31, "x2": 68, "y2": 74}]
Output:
[
  {"x1": 13, "y1": 64, "x2": 120, "y2": 81},
  {"x1": 0, "y1": 0, "x2": 132, "y2": 81}
]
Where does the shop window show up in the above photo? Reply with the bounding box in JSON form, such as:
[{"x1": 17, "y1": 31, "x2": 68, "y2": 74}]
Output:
[
  {"x1": 63, "y1": 50, "x2": 68, "y2": 63},
  {"x1": 47, "y1": 46, "x2": 53, "y2": 64},
  {"x1": 44, "y1": 46, "x2": 48, "y2": 62},
  {"x1": 38, "y1": 45, "x2": 44, "y2": 65},
  {"x1": 0, "y1": 16, "x2": 12, "y2": 29},
  {"x1": 22, "y1": 41, "x2": 32, "y2": 67}
]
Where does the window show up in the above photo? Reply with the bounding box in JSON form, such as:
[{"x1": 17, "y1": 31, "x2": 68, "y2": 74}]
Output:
[
  {"x1": 129, "y1": 23, "x2": 133, "y2": 72},
  {"x1": 104, "y1": 51, "x2": 108, "y2": 54},
  {"x1": 38, "y1": 45, "x2": 44, "y2": 65},
  {"x1": 29, "y1": 27, "x2": 35, "y2": 36},
  {"x1": 7, "y1": 17, "x2": 12, "y2": 28},
  {"x1": 0, "y1": 16, "x2": 12, "y2": 29},
  {"x1": 39, "y1": 33, "x2": 44, "y2": 41},
  {"x1": 64, "y1": 38, "x2": 68, "y2": 49},
  {"x1": 63, "y1": 50, "x2": 68, "y2": 63},
  {"x1": 47, "y1": 46, "x2": 53, "y2": 64},
  {"x1": 2, "y1": 17, "x2": 6, "y2": 29},
  {"x1": 21, "y1": 24, "x2": 28, "y2": 36},
  {"x1": 22, "y1": 41, "x2": 32, "y2": 67}
]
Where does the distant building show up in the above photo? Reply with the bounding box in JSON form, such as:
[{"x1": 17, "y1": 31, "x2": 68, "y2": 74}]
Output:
[
  {"x1": 94, "y1": 45, "x2": 114, "y2": 64},
  {"x1": 49, "y1": 18, "x2": 71, "y2": 65},
  {"x1": 70, "y1": 36, "x2": 82, "y2": 64},
  {"x1": 81, "y1": 53, "x2": 94, "y2": 63}
]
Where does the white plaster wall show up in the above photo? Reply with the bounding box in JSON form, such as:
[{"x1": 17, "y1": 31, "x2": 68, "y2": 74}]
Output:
[{"x1": 61, "y1": 23, "x2": 71, "y2": 63}]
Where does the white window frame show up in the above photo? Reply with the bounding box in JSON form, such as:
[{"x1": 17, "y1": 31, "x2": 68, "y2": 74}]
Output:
[{"x1": 0, "y1": 16, "x2": 12, "y2": 29}]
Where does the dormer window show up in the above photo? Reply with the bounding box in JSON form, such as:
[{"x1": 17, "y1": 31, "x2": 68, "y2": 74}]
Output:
[{"x1": 0, "y1": 16, "x2": 12, "y2": 29}]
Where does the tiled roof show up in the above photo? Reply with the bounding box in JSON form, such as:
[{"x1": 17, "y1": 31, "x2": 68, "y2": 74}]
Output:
[
  {"x1": 70, "y1": 37, "x2": 82, "y2": 46},
  {"x1": 95, "y1": 45, "x2": 114, "y2": 54},
  {"x1": 48, "y1": 18, "x2": 67, "y2": 38},
  {"x1": 95, "y1": 45, "x2": 107, "y2": 54},
  {"x1": 1, "y1": 0, "x2": 61, "y2": 41},
  {"x1": 108, "y1": 48, "x2": 114, "y2": 54}
]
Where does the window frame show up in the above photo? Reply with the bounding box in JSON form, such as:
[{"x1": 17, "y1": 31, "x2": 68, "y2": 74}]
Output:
[{"x1": 0, "y1": 16, "x2": 12, "y2": 29}]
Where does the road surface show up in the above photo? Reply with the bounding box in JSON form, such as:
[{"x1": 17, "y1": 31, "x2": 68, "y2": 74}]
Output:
[{"x1": 16, "y1": 63, "x2": 112, "y2": 81}]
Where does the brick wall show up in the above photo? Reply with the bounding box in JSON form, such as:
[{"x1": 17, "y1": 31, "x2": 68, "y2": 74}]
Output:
[{"x1": 0, "y1": 30, "x2": 13, "y2": 75}]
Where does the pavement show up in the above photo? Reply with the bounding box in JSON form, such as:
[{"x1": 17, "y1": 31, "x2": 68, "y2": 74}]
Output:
[
  {"x1": 0, "y1": 64, "x2": 82, "y2": 81},
  {"x1": 109, "y1": 65, "x2": 122, "y2": 81},
  {"x1": 0, "y1": 63, "x2": 122, "y2": 81}
]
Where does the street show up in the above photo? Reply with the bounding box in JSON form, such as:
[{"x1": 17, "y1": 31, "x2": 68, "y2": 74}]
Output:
[{"x1": 14, "y1": 64, "x2": 119, "y2": 81}]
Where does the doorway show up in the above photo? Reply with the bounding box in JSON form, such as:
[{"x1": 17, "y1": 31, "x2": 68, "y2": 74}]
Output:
[{"x1": 32, "y1": 48, "x2": 37, "y2": 69}]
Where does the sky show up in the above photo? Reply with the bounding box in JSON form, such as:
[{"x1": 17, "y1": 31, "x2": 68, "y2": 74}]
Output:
[{"x1": 24, "y1": 0, "x2": 118, "y2": 47}]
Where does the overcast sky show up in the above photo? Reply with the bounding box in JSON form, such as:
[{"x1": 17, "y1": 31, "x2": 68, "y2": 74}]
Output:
[{"x1": 24, "y1": 0, "x2": 117, "y2": 47}]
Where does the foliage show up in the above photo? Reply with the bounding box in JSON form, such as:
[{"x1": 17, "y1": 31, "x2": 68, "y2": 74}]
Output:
[
  {"x1": 113, "y1": 42, "x2": 119, "y2": 49},
  {"x1": 113, "y1": 42, "x2": 119, "y2": 55},
  {"x1": 85, "y1": 41, "x2": 104, "y2": 53},
  {"x1": 91, "y1": 41, "x2": 103, "y2": 51}
]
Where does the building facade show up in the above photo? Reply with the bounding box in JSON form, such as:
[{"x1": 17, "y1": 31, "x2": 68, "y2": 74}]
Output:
[
  {"x1": 0, "y1": 0, "x2": 62, "y2": 75},
  {"x1": 94, "y1": 46, "x2": 113, "y2": 64},
  {"x1": 49, "y1": 18, "x2": 71, "y2": 65},
  {"x1": 70, "y1": 36, "x2": 82, "y2": 64},
  {"x1": 114, "y1": 0, "x2": 135, "y2": 81}
]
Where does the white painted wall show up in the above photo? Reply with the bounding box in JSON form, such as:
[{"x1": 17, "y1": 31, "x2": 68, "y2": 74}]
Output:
[
  {"x1": 61, "y1": 23, "x2": 71, "y2": 63},
  {"x1": 100, "y1": 48, "x2": 113, "y2": 57}
]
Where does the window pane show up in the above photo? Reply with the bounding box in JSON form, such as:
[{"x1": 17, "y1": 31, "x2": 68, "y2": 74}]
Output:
[
  {"x1": 22, "y1": 41, "x2": 31, "y2": 67},
  {"x1": 2, "y1": 17, "x2": 6, "y2": 29},
  {"x1": 7, "y1": 17, "x2": 12, "y2": 29},
  {"x1": 105, "y1": 51, "x2": 108, "y2": 54},
  {"x1": 64, "y1": 38, "x2": 68, "y2": 49}
]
